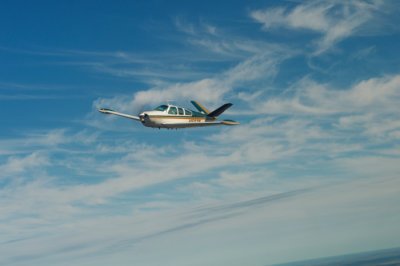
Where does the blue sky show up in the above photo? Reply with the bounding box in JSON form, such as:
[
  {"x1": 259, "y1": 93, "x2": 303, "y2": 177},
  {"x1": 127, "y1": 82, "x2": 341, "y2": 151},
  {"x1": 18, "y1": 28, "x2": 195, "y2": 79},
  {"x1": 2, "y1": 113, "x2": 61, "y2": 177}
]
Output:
[{"x1": 1, "y1": 0, "x2": 400, "y2": 265}]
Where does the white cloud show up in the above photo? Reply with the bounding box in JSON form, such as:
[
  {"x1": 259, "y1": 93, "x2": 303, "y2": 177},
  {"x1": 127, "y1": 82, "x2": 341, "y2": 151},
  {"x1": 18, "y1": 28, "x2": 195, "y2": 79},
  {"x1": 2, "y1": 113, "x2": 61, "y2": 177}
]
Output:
[
  {"x1": 251, "y1": 1, "x2": 382, "y2": 54},
  {"x1": 42, "y1": 71, "x2": 398, "y2": 215},
  {"x1": 336, "y1": 155, "x2": 400, "y2": 179},
  {"x1": 258, "y1": 74, "x2": 400, "y2": 116},
  {"x1": 251, "y1": 5, "x2": 331, "y2": 32},
  {"x1": 0, "y1": 152, "x2": 49, "y2": 176},
  {"x1": 212, "y1": 170, "x2": 269, "y2": 189},
  {"x1": 2, "y1": 84, "x2": 400, "y2": 266},
  {"x1": 1, "y1": 2, "x2": 400, "y2": 265},
  {"x1": 129, "y1": 78, "x2": 229, "y2": 108},
  {"x1": 250, "y1": 74, "x2": 400, "y2": 145},
  {"x1": 188, "y1": 38, "x2": 284, "y2": 58},
  {"x1": 0, "y1": 129, "x2": 99, "y2": 157},
  {"x1": 351, "y1": 45, "x2": 376, "y2": 60},
  {"x1": 92, "y1": 49, "x2": 289, "y2": 119},
  {"x1": 205, "y1": 24, "x2": 217, "y2": 35},
  {"x1": 2, "y1": 171, "x2": 400, "y2": 266},
  {"x1": 174, "y1": 17, "x2": 196, "y2": 35},
  {"x1": 174, "y1": 17, "x2": 219, "y2": 37}
]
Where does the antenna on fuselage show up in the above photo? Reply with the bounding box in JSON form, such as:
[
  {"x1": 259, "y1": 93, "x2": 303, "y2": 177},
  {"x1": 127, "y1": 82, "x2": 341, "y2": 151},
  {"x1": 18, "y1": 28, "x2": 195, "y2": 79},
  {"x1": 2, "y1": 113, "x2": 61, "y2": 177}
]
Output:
[{"x1": 167, "y1": 99, "x2": 176, "y2": 106}]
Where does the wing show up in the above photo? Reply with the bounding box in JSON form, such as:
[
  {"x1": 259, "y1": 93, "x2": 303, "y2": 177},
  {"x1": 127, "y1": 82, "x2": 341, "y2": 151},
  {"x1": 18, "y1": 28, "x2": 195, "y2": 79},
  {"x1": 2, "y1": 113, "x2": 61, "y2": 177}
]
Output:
[{"x1": 98, "y1": 109, "x2": 141, "y2": 121}]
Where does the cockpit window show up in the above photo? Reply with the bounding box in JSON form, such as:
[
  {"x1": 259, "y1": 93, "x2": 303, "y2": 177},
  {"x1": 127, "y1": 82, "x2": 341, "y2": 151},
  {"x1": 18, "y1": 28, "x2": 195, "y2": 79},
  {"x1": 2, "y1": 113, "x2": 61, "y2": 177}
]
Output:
[
  {"x1": 185, "y1": 109, "x2": 192, "y2": 116},
  {"x1": 178, "y1": 108, "x2": 184, "y2": 115},
  {"x1": 168, "y1": 106, "x2": 177, "y2": 114},
  {"x1": 154, "y1": 105, "x2": 168, "y2": 111}
]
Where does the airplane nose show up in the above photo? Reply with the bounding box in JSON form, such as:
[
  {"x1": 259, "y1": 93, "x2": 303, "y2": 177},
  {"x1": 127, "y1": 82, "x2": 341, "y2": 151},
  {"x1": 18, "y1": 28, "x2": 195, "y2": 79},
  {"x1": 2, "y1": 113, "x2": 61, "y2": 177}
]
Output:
[{"x1": 139, "y1": 112, "x2": 148, "y2": 122}]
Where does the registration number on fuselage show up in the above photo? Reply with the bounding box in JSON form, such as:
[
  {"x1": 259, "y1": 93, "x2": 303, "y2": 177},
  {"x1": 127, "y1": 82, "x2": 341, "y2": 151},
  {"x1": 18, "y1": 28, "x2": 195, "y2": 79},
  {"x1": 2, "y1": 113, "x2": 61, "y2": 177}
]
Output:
[{"x1": 189, "y1": 118, "x2": 203, "y2": 123}]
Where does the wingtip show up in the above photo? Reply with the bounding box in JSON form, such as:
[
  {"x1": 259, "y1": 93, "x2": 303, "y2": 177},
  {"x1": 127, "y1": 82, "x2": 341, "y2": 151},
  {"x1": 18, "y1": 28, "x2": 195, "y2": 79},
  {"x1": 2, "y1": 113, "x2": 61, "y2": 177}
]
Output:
[
  {"x1": 222, "y1": 120, "x2": 240, "y2": 125},
  {"x1": 98, "y1": 108, "x2": 114, "y2": 114}
]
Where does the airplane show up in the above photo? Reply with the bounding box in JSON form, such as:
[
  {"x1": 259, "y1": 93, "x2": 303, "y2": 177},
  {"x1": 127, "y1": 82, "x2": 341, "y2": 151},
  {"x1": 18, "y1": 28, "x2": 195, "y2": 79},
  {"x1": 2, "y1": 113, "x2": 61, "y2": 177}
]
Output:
[{"x1": 98, "y1": 100, "x2": 239, "y2": 129}]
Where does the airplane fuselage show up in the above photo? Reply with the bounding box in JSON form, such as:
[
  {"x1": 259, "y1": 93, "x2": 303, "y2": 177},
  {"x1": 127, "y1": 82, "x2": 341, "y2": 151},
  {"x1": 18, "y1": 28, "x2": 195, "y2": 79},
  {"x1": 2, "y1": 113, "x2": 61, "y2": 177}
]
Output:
[{"x1": 139, "y1": 109, "x2": 215, "y2": 128}]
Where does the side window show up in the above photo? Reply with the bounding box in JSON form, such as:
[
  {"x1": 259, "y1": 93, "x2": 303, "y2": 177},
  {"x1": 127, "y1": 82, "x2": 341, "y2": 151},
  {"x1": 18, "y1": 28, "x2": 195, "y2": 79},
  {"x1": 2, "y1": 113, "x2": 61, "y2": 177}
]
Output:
[
  {"x1": 168, "y1": 107, "x2": 177, "y2": 115},
  {"x1": 178, "y1": 108, "x2": 184, "y2": 115},
  {"x1": 185, "y1": 109, "x2": 192, "y2": 116}
]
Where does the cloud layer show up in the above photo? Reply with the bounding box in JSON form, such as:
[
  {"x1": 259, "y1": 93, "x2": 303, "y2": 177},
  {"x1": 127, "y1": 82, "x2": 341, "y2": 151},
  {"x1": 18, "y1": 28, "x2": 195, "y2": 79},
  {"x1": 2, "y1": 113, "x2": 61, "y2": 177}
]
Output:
[{"x1": 1, "y1": 1, "x2": 400, "y2": 265}]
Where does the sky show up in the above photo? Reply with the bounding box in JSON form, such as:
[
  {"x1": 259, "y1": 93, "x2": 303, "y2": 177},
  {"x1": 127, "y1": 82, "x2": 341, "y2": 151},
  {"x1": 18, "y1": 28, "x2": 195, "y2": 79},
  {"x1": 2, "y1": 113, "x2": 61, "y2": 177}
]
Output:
[{"x1": 1, "y1": 0, "x2": 400, "y2": 265}]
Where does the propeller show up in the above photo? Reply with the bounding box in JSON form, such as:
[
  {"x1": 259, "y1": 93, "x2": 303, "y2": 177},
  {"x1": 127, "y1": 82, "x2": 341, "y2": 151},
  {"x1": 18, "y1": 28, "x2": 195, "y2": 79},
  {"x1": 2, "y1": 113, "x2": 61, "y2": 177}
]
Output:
[
  {"x1": 139, "y1": 113, "x2": 151, "y2": 123},
  {"x1": 132, "y1": 103, "x2": 151, "y2": 123}
]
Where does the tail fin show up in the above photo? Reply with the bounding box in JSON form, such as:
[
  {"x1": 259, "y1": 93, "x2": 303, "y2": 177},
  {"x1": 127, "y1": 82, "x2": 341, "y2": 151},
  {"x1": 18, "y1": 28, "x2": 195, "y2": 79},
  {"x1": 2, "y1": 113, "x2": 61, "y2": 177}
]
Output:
[
  {"x1": 207, "y1": 103, "x2": 233, "y2": 117},
  {"x1": 191, "y1": 101, "x2": 210, "y2": 114}
]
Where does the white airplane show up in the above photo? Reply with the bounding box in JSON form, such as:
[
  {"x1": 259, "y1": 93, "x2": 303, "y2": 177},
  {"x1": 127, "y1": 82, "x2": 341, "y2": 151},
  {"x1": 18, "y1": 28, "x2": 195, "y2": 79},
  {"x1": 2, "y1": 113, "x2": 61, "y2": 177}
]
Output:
[{"x1": 98, "y1": 100, "x2": 239, "y2": 129}]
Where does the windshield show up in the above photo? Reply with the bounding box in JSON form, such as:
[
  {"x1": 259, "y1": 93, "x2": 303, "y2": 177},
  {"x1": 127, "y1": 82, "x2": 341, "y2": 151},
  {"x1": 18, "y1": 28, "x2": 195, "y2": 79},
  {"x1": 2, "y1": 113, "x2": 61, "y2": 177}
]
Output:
[{"x1": 153, "y1": 105, "x2": 168, "y2": 111}]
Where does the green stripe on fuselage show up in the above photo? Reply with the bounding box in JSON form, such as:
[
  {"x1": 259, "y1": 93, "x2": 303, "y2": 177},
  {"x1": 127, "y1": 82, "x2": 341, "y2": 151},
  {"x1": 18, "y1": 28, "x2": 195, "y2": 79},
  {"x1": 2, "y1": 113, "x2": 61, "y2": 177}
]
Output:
[{"x1": 191, "y1": 111, "x2": 207, "y2": 117}]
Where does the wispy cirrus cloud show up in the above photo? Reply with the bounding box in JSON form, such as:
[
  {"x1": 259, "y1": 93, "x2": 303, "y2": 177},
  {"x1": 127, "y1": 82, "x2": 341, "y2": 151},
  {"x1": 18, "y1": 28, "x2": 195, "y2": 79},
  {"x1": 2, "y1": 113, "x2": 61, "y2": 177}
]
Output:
[
  {"x1": 1, "y1": 1, "x2": 400, "y2": 265},
  {"x1": 2, "y1": 167, "x2": 400, "y2": 266},
  {"x1": 258, "y1": 74, "x2": 400, "y2": 114},
  {"x1": 91, "y1": 47, "x2": 292, "y2": 121},
  {"x1": 0, "y1": 129, "x2": 98, "y2": 156},
  {"x1": 174, "y1": 16, "x2": 218, "y2": 36},
  {"x1": 0, "y1": 152, "x2": 49, "y2": 176},
  {"x1": 251, "y1": 1, "x2": 383, "y2": 55},
  {"x1": 253, "y1": 74, "x2": 400, "y2": 142}
]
